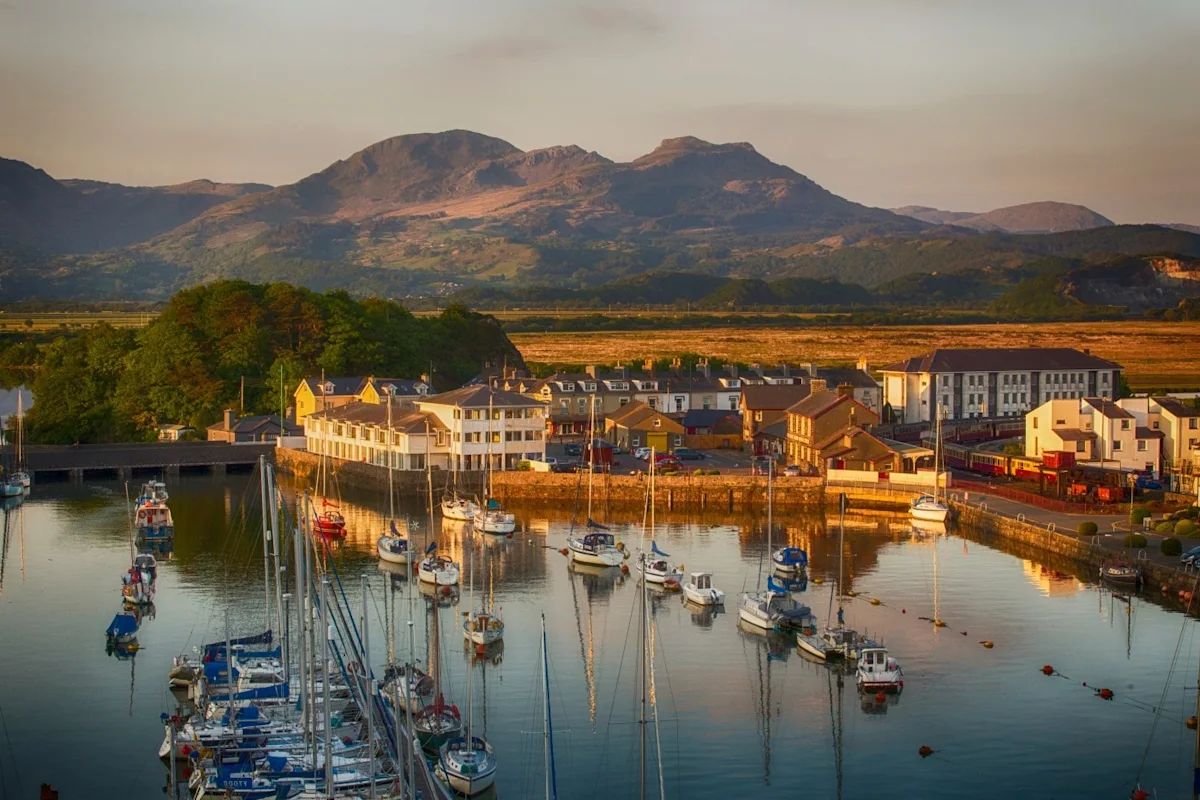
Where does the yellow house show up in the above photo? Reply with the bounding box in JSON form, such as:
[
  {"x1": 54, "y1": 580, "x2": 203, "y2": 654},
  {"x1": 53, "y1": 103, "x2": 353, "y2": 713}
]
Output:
[{"x1": 294, "y1": 376, "x2": 431, "y2": 424}]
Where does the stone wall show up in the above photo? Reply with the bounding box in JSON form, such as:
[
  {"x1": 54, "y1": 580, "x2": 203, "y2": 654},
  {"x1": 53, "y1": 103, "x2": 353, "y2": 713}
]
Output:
[{"x1": 275, "y1": 447, "x2": 486, "y2": 495}]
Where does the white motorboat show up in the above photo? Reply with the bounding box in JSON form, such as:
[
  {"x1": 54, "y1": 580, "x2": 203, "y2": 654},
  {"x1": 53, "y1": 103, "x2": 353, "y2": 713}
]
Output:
[
  {"x1": 856, "y1": 642, "x2": 903, "y2": 693},
  {"x1": 438, "y1": 736, "x2": 497, "y2": 796},
  {"x1": 567, "y1": 529, "x2": 625, "y2": 566},
  {"x1": 638, "y1": 542, "x2": 682, "y2": 585},
  {"x1": 441, "y1": 495, "x2": 478, "y2": 522},
  {"x1": 418, "y1": 553, "x2": 460, "y2": 586},
  {"x1": 682, "y1": 571, "x2": 725, "y2": 606},
  {"x1": 8, "y1": 472, "x2": 29, "y2": 490},
  {"x1": 473, "y1": 506, "x2": 515, "y2": 535}
]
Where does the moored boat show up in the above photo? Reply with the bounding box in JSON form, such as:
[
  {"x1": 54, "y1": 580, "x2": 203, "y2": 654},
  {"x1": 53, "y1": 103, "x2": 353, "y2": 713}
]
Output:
[
  {"x1": 856, "y1": 642, "x2": 903, "y2": 692},
  {"x1": 418, "y1": 544, "x2": 461, "y2": 586},
  {"x1": 441, "y1": 495, "x2": 478, "y2": 522},
  {"x1": 638, "y1": 541, "x2": 682, "y2": 585},
  {"x1": 1100, "y1": 562, "x2": 1141, "y2": 587},
  {"x1": 437, "y1": 736, "x2": 497, "y2": 796},
  {"x1": 772, "y1": 546, "x2": 808, "y2": 573},
  {"x1": 377, "y1": 520, "x2": 413, "y2": 564}
]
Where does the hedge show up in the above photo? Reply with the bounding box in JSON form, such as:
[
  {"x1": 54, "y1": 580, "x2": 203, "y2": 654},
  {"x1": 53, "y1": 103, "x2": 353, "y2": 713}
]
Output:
[
  {"x1": 1130, "y1": 507, "x2": 1151, "y2": 525},
  {"x1": 1162, "y1": 537, "x2": 1183, "y2": 556},
  {"x1": 1077, "y1": 522, "x2": 1098, "y2": 537},
  {"x1": 1156, "y1": 521, "x2": 1177, "y2": 534},
  {"x1": 1177, "y1": 520, "x2": 1199, "y2": 538},
  {"x1": 1122, "y1": 533, "x2": 1148, "y2": 548}
]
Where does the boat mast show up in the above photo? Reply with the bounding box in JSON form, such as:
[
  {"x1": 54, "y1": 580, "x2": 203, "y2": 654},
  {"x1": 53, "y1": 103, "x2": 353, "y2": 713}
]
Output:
[
  {"x1": 362, "y1": 573, "x2": 376, "y2": 800},
  {"x1": 293, "y1": 497, "x2": 310, "y2": 754},
  {"x1": 486, "y1": 394, "x2": 494, "y2": 502},
  {"x1": 405, "y1": 593, "x2": 416, "y2": 800},
  {"x1": 321, "y1": 579, "x2": 333, "y2": 799},
  {"x1": 388, "y1": 389, "x2": 395, "y2": 523},
  {"x1": 587, "y1": 393, "x2": 596, "y2": 521},
  {"x1": 425, "y1": 418, "x2": 434, "y2": 529},
  {"x1": 638, "y1": 451, "x2": 653, "y2": 799},
  {"x1": 542, "y1": 612, "x2": 558, "y2": 800},
  {"x1": 259, "y1": 455, "x2": 273, "y2": 634},
  {"x1": 267, "y1": 465, "x2": 285, "y2": 667},
  {"x1": 763, "y1": 460, "x2": 774, "y2": 590}
]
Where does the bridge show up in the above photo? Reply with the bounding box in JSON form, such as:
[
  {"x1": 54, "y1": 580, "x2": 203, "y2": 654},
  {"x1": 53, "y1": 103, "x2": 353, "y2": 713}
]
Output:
[{"x1": 26, "y1": 441, "x2": 274, "y2": 482}]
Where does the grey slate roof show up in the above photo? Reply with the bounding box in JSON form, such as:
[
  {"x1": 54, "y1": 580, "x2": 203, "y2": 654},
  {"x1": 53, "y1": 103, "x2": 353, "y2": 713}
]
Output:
[
  {"x1": 299, "y1": 376, "x2": 366, "y2": 396},
  {"x1": 882, "y1": 348, "x2": 1122, "y2": 374},
  {"x1": 421, "y1": 385, "x2": 541, "y2": 408},
  {"x1": 308, "y1": 402, "x2": 446, "y2": 432},
  {"x1": 1084, "y1": 397, "x2": 1134, "y2": 419},
  {"x1": 741, "y1": 384, "x2": 810, "y2": 410},
  {"x1": 1155, "y1": 397, "x2": 1200, "y2": 418}
]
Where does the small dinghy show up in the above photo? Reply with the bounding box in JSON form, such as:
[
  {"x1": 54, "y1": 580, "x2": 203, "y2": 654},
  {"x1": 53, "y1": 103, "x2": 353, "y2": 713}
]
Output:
[
  {"x1": 683, "y1": 571, "x2": 725, "y2": 606},
  {"x1": 106, "y1": 611, "x2": 139, "y2": 643},
  {"x1": 1100, "y1": 562, "x2": 1141, "y2": 587},
  {"x1": 638, "y1": 541, "x2": 682, "y2": 585}
]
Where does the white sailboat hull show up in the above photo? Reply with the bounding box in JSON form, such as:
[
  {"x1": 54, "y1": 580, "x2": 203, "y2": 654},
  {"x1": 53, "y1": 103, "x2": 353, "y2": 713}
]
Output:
[
  {"x1": 376, "y1": 536, "x2": 414, "y2": 564},
  {"x1": 441, "y1": 499, "x2": 478, "y2": 521},
  {"x1": 568, "y1": 542, "x2": 624, "y2": 566},
  {"x1": 9, "y1": 472, "x2": 30, "y2": 489},
  {"x1": 473, "y1": 511, "x2": 515, "y2": 534},
  {"x1": 910, "y1": 500, "x2": 949, "y2": 522},
  {"x1": 418, "y1": 565, "x2": 461, "y2": 586}
]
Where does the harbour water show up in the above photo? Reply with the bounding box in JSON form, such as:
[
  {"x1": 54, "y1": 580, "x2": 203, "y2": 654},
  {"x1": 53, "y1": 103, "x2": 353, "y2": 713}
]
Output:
[{"x1": 1, "y1": 473, "x2": 1198, "y2": 798}]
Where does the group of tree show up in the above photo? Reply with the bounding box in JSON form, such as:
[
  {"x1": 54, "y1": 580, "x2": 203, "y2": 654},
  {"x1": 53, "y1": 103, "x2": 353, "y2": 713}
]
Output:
[{"x1": 22, "y1": 281, "x2": 520, "y2": 444}]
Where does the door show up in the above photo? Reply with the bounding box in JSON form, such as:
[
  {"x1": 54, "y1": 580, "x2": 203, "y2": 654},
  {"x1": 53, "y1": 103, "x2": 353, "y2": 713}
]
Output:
[{"x1": 648, "y1": 432, "x2": 668, "y2": 452}]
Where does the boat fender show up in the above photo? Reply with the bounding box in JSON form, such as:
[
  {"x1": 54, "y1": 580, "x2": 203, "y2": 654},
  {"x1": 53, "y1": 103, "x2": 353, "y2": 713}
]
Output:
[
  {"x1": 918, "y1": 745, "x2": 933, "y2": 758},
  {"x1": 490, "y1": 620, "x2": 501, "y2": 630},
  {"x1": 1041, "y1": 665, "x2": 1054, "y2": 676},
  {"x1": 469, "y1": 621, "x2": 477, "y2": 631},
  {"x1": 1188, "y1": 717, "x2": 1198, "y2": 730},
  {"x1": 870, "y1": 598, "x2": 881, "y2": 606},
  {"x1": 1098, "y1": 688, "x2": 1114, "y2": 700}
]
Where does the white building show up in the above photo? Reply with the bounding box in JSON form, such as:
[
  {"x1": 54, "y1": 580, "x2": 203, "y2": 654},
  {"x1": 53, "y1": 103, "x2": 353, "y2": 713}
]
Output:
[
  {"x1": 303, "y1": 385, "x2": 546, "y2": 472},
  {"x1": 882, "y1": 348, "x2": 1122, "y2": 424},
  {"x1": 1024, "y1": 397, "x2": 1162, "y2": 474}
]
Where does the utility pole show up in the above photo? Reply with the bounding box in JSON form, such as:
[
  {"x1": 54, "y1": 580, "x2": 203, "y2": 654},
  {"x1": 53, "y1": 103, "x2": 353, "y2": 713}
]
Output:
[{"x1": 240, "y1": 376, "x2": 245, "y2": 415}]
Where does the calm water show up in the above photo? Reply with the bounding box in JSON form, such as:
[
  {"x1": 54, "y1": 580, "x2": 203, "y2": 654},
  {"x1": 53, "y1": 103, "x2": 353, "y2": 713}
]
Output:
[{"x1": 1, "y1": 473, "x2": 1199, "y2": 799}]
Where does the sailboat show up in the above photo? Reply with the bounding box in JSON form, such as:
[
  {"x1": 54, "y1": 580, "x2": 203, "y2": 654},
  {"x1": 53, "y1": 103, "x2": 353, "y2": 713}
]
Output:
[
  {"x1": 739, "y1": 462, "x2": 813, "y2": 631},
  {"x1": 418, "y1": 542, "x2": 461, "y2": 586},
  {"x1": 639, "y1": 541, "x2": 683, "y2": 586},
  {"x1": 414, "y1": 584, "x2": 464, "y2": 753},
  {"x1": 437, "y1": 612, "x2": 498, "y2": 796},
  {"x1": 463, "y1": 548, "x2": 504, "y2": 648},
  {"x1": 441, "y1": 406, "x2": 479, "y2": 522},
  {"x1": 6, "y1": 393, "x2": 29, "y2": 491},
  {"x1": 797, "y1": 493, "x2": 861, "y2": 661},
  {"x1": 634, "y1": 456, "x2": 668, "y2": 800},
  {"x1": 473, "y1": 395, "x2": 515, "y2": 535},
  {"x1": 910, "y1": 402, "x2": 950, "y2": 523},
  {"x1": 567, "y1": 400, "x2": 626, "y2": 566},
  {"x1": 377, "y1": 397, "x2": 412, "y2": 564}
]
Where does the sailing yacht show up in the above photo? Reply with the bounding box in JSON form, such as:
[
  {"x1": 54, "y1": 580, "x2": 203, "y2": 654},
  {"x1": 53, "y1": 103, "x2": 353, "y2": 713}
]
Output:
[
  {"x1": 473, "y1": 396, "x2": 515, "y2": 535},
  {"x1": 910, "y1": 403, "x2": 950, "y2": 523},
  {"x1": 418, "y1": 543, "x2": 461, "y2": 586},
  {"x1": 797, "y1": 493, "x2": 862, "y2": 661},
  {"x1": 463, "y1": 550, "x2": 504, "y2": 647},
  {"x1": 7, "y1": 393, "x2": 29, "y2": 490},
  {"x1": 638, "y1": 541, "x2": 683, "y2": 585},
  {"x1": 437, "y1": 628, "x2": 498, "y2": 796},
  {"x1": 740, "y1": 462, "x2": 813, "y2": 631},
  {"x1": 566, "y1": 401, "x2": 625, "y2": 566},
  {"x1": 414, "y1": 590, "x2": 464, "y2": 753},
  {"x1": 376, "y1": 398, "x2": 413, "y2": 563}
]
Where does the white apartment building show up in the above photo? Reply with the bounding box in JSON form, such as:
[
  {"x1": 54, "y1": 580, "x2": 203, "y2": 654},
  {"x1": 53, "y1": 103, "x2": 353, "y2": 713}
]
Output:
[
  {"x1": 882, "y1": 348, "x2": 1122, "y2": 424},
  {"x1": 303, "y1": 385, "x2": 546, "y2": 472},
  {"x1": 1025, "y1": 397, "x2": 1161, "y2": 474}
]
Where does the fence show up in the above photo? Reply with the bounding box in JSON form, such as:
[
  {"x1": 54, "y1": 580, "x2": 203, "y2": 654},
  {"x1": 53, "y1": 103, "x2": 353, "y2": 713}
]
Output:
[{"x1": 952, "y1": 479, "x2": 1121, "y2": 516}]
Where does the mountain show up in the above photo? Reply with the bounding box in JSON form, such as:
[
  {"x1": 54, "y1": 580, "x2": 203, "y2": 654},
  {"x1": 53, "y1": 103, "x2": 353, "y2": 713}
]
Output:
[
  {"x1": 890, "y1": 205, "x2": 977, "y2": 226},
  {"x1": 893, "y1": 201, "x2": 1114, "y2": 234},
  {"x1": 2, "y1": 130, "x2": 1198, "y2": 302},
  {"x1": 0, "y1": 157, "x2": 271, "y2": 252}
]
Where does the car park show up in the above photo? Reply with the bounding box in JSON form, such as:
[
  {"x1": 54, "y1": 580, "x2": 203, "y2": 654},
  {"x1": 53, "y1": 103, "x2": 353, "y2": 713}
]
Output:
[
  {"x1": 565, "y1": 443, "x2": 582, "y2": 457},
  {"x1": 634, "y1": 447, "x2": 652, "y2": 460},
  {"x1": 1181, "y1": 545, "x2": 1200, "y2": 566}
]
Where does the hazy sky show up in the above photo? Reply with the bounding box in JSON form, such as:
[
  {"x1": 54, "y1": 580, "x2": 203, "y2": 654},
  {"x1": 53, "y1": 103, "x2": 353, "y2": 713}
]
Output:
[{"x1": 2, "y1": 0, "x2": 1198, "y2": 222}]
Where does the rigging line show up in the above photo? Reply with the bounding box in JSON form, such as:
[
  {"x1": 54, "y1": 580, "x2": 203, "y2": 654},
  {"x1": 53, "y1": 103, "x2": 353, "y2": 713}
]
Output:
[
  {"x1": 1134, "y1": 570, "x2": 1200, "y2": 784},
  {"x1": 595, "y1": 563, "x2": 642, "y2": 799},
  {"x1": 0, "y1": 699, "x2": 22, "y2": 797}
]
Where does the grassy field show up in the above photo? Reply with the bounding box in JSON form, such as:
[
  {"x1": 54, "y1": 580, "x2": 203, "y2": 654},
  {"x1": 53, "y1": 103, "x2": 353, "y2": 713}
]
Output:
[
  {"x1": 511, "y1": 321, "x2": 1200, "y2": 390},
  {"x1": 0, "y1": 311, "x2": 158, "y2": 332}
]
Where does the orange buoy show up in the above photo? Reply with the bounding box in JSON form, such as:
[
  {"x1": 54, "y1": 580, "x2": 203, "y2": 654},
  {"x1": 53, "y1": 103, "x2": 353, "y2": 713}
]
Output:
[
  {"x1": 1163, "y1": 585, "x2": 1170, "y2": 593},
  {"x1": 440, "y1": 586, "x2": 452, "y2": 597},
  {"x1": 1187, "y1": 592, "x2": 1194, "y2": 603},
  {"x1": 506, "y1": 532, "x2": 514, "y2": 539},
  {"x1": 870, "y1": 598, "x2": 881, "y2": 606},
  {"x1": 812, "y1": 577, "x2": 824, "y2": 585},
  {"x1": 981, "y1": 641, "x2": 994, "y2": 648},
  {"x1": 559, "y1": 548, "x2": 569, "y2": 556},
  {"x1": 934, "y1": 619, "x2": 946, "y2": 628},
  {"x1": 620, "y1": 564, "x2": 630, "y2": 575},
  {"x1": 847, "y1": 590, "x2": 858, "y2": 597},
  {"x1": 1042, "y1": 665, "x2": 1054, "y2": 676},
  {"x1": 1132, "y1": 790, "x2": 1148, "y2": 800},
  {"x1": 875, "y1": 691, "x2": 887, "y2": 703},
  {"x1": 901, "y1": 608, "x2": 906, "y2": 614},
  {"x1": 918, "y1": 745, "x2": 933, "y2": 758},
  {"x1": 1099, "y1": 688, "x2": 1114, "y2": 700},
  {"x1": 1187, "y1": 716, "x2": 1198, "y2": 730}
]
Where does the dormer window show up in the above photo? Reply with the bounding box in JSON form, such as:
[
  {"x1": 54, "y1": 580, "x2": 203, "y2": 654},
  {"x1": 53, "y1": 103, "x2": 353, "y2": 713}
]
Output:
[
  {"x1": 559, "y1": 381, "x2": 575, "y2": 392},
  {"x1": 322, "y1": 382, "x2": 335, "y2": 394}
]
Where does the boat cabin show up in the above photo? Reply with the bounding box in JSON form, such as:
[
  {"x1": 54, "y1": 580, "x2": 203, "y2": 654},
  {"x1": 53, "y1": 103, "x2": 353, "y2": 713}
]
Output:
[
  {"x1": 581, "y1": 532, "x2": 615, "y2": 550},
  {"x1": 690, "y1": 572, "x2": 712, "y2": 590}
]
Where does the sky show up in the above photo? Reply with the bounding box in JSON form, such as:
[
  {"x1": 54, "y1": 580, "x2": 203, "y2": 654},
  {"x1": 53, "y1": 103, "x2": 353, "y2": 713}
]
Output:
[{"x1": 1, "y1": 0, "x2": 1198, "y2": 223}]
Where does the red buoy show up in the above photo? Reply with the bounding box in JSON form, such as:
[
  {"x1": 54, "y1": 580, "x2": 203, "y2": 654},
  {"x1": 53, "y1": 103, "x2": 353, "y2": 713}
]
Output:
[
  {"x1": 1099, "y1": 688, "x2": 1114, "y2": 700},
  {"x1": 1041, "y1": 665, "x2": 1054, "y2": 676},
  {"x1": 440, "y1": 586, "x2": 451, "y2": 597},
  {"x1": 620, "y1": 564, "x2": 630, "y2": 575},
  {"x1": 559, "y1": 548, "x2": 569, "y2": 556},
  {"x1": 901, "y1": 609, "x2": 906, "y2": 614},
  {"x1": 1187, "y1": 716, "x2": 1197, "y2": 730},
  {"x1": 1132, "y1": 790, "x2": 1149, "y2": 800},
  {"x1": 918, "y1": 745, "x2": 933, "y2": 758},
  {"x1": 875, "y1": 691, "x2": 887, "y2": 704}
]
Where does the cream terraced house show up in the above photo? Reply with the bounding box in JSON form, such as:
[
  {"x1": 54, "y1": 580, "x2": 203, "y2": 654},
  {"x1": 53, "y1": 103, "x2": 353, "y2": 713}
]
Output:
[
  {"x1": 1024, "y1": 397, "x2": 1162, "y2": 474},
  {"x1": 303, "y1": 385, "x2": 545, "y2": 472},
  {"x1": 882, "y1": 348, "x2": 1123, "y2": 424}
]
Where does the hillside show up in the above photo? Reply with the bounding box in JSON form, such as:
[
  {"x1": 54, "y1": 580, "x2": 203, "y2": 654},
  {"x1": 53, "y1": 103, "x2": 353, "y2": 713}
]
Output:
[
  {"x1": 894, "y1": 201, "x2": 1114, "y2": 234},
  {"x1": 0, "y1": 157, "x2": 271, "y2": 252}
]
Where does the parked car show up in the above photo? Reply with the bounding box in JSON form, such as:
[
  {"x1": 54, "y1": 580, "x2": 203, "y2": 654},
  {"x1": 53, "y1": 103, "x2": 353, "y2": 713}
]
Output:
[
  {"x1": 783, "y1": 465, "x2": 801, "y2": 477},
  {"x1": 655, "y1": 456, "x2": 681, "y2": 470},
  {"x1": 564, "y1": 443, "x2": 582, "y2": 457},
  {"x1": 634, "y1": 447, "x2": 652, "y2": 460},
  {"x1": 673, "y1": 447, "x2": 705, "y2": 461},
  {"x1": 1181, "y1": 545, "x2": 1200, "y2": 566},
  {"x1": 527, "y1": 456, "x2": 559, "y2": 473},
  {"x1": 551, "y1": 461, "x2": 576, "y2": 473}
]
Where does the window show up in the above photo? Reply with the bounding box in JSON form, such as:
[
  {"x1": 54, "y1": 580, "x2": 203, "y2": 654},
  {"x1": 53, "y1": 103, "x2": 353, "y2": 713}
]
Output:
[
  {"x1": 648, "y1": 398, "x2": 657, "y2": 409},
  {"x1": 1191, "y1": 419, "x2": 1198, "y2": 430},
  {"x1": 1112, "y1": 441, "x2": 1122, "y2": 451},
  {"x1": 632, "y1": 435, "x2": 640, "y2": 447},
  {"x1": 1102, "y1": 373, "x2": 1109, "y2": 385},
  {"x1": 491, "y1": 431, "x2": 501, "y2": 443},
  {"x1": 1152, "y1": 421, "x2": 1159, "y2": 430},
  {"x1": 942, "y1": 395, "x2": 949, "y2": 411},
  {"x1": 1137, "y1": 440, "x2": 1146, "y2": 452},
  {"x1": 1076, "y1": 441, "x2": 1086, "y2": 452},
  {"x1": 436, "y1": 430, "x2": 446, "y2": 446},
  {"x1": 675, "y1": 397, "x2": 684, "y2": 412},
  {"x1": 578, "y1": 397, "x2": 587, "y2": 413},
  {"x1": 620, "y1": 397, "x2": 630, "y2": 406},
  {"x1": 968, "y1": 375, "x2": 975, "y2": 387},
  {"x1": 1032, "y1": 418, "x2": 1038, "y2": 429},
  {"x1": 1020, "y1": 392, "x2": 1026, "y2": 403},
  {"x1": 941, "y1": 375, "x2": 950, "y2": 387},
  {"x1": 653, "y1": 418, "x2": 661, "y2": 428},
  {"x1": 409, "y1": 454, "x2": 425, "y2": 470},
  {"x1": 1003, "y1": 375, "x2": 1010, "y2": 386},
  {"x1": 1120, "y1": 420, "x2": 1130, "y2": 431},
  {"x1": 673, "y1": 435, "x2": 683, "y2": 447},
  {"x1": 702, "y1": 397, "x2": 712, "y2": 410}
]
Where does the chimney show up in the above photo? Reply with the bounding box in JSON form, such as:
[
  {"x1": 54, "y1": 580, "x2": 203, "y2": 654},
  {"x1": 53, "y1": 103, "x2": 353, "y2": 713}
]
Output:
[
  {"x1": 643, "y1": 358, "x2": 655, "y2": 373},
  {"x1": 837, "y1": 382, "x2": 854, "y2": 398},
  {"x1": 671, "y1": 357, "x2": 682, "y2": 373},
  {"x1": 810, "y1": 379, "x2": 828, "y2": 394},
  {"x1": 780, "y1": 363, "x2": 790, "y2": 377},
  {"x1": 801, "y1": 362, "x2": 816, "y2": 377},
  {"x1": 729, "y1": 363, "x2": 739, "y2": 379},
  {"x1": 848, "y1": 405, "x2": 857, "y2": 429},
  {"x1": 224, "y1": 408, "x2": 236, "y2": 430},
  {"x1": 586, "y1": 364, "x2": 599, "y2": 379},
  {"x1": 420, "y1": 372, "x2": 429, "y2": 385},
  {"x1": 697, "y1": 358, "x2": 711, "y2": 378},
  {"x1": 856, "y1": 358, "x2": 869, "y2": 373},
  {"x1": 751, "y1": 362, "x2": 764, "y2": 377},
  {"x1": 1083, "y1": 348, "x2": 1090, "y2": 355},
  {"x1": 616, "y1": 364, "x2": 629, "y2": 379}
]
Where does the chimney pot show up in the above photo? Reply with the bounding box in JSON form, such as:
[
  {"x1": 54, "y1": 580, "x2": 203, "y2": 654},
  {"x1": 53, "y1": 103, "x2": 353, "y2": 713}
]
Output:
[
  {"x1": 810, "y1": 379, "x2": 828, "y2": 394},
  {"x1": 224, "y1": 408, "x2": 236, "y2": 430},
  {"x1": 837, "y1": 382, "x2": 854, "y2": 398}
]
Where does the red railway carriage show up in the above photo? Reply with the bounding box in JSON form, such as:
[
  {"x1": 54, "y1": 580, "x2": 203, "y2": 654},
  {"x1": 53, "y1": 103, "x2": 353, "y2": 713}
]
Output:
[{"x1": 968, "y1": 452, "x2": 1008, "y2": 476}]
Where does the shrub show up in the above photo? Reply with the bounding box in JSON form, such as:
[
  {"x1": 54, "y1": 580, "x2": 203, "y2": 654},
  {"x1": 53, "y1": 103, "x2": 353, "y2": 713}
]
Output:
[
  {"x1": 516, "y1": 460, "x2": 531, "y2": 471},
  {"x1": 1177, "y1": 520, "x2": 1199, "y2": 538},
  {"x1": 706, "y1": 469, "x2": 721, "y2": 476},
  {"x1": 1077, "y1": 521, "x2": 1098, "y2": 537},
  {"x1": 1155, "y1": 521, "x2": 1176, "y2": 534},
  {"x1": 1161, "y1": 537, "x2": 1183, "y2": 556},
  {"x1": 1181, "y1": 506, "x2": 1200, "y2": 520},
  {"x1": 1122, "y1": 533, "x2": 1148, "y2": 548},
  {"x1": 1130, "y1": 507, "x2": 1151, "y2": 525}
]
